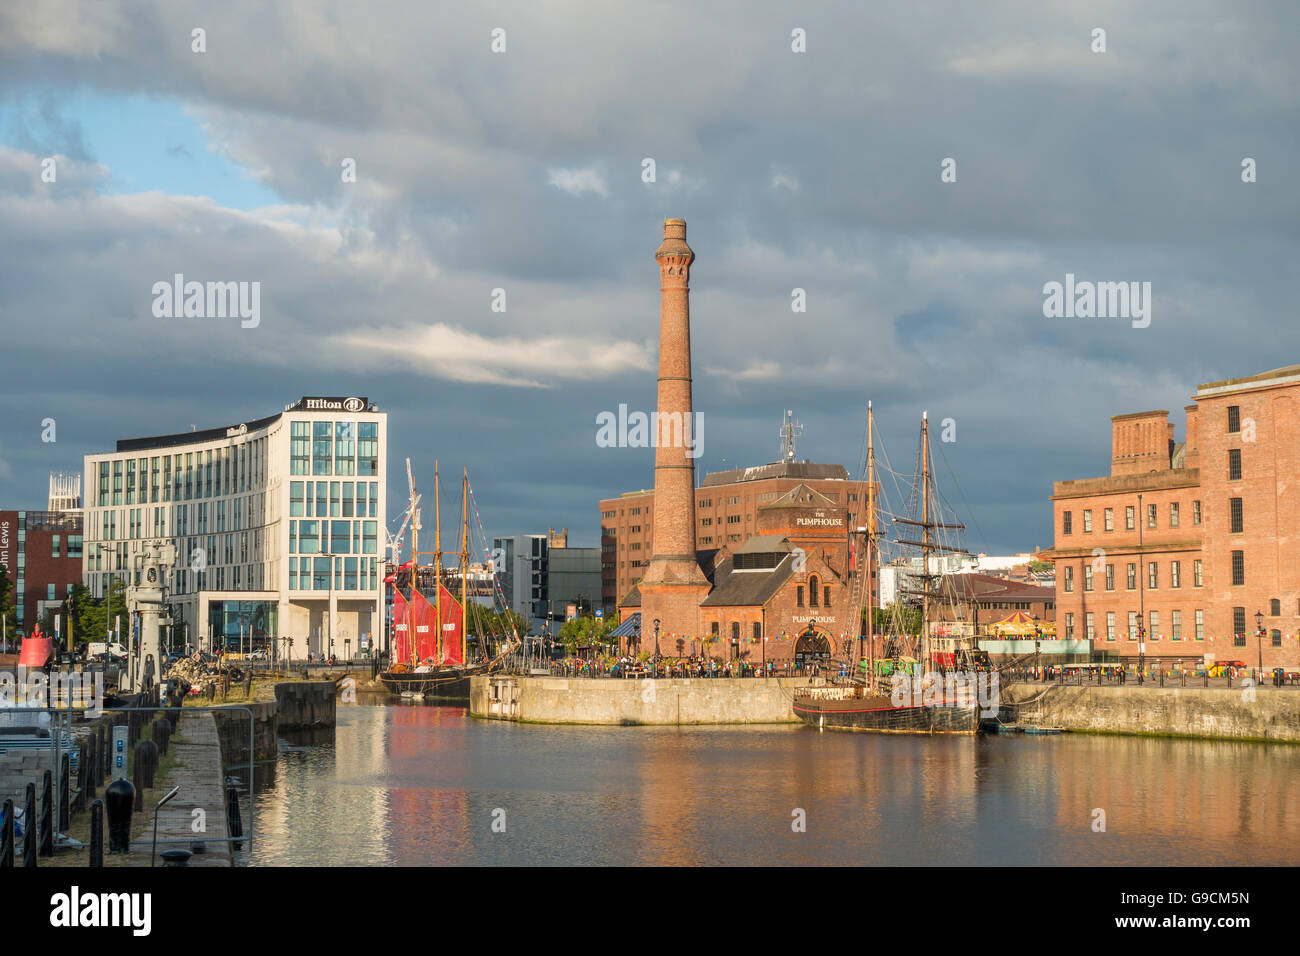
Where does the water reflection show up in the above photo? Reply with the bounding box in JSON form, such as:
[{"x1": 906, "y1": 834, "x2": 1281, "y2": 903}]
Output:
[{"x1": 245, "y1": 701, "x2": 1300, "y2": 866}]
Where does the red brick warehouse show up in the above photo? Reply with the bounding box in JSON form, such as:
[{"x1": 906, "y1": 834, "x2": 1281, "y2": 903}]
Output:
[{"x1": 1048, "y1": 365, "x2": 1300, "y2": 670}]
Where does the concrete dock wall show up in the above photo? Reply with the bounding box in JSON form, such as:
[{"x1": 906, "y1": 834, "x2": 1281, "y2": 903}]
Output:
[
  {"x1": 470, "y1": 675, "x2": 813, "y2": 725},
  {"x1": 274, "y1": 681, "x2": 337, "y2": 730},
  {"x1": 212, "y1": 700, "x2": 279, "y2": 764},
  {"x1": 1002, "y1": 683, "x2": 1300, "y2": 742}
]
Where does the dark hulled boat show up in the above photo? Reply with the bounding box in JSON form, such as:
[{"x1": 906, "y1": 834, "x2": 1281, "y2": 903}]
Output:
[{"x1": 793, "y1": 405, "x2": 980, "y2": 735}]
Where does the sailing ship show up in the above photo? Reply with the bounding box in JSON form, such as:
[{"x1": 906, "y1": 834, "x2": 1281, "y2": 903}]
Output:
[
  {"x1": 379, "y1": 463, "x2": 519, "y2": 702},
  {"x1": 792, "y1": 405, "x2": 981, "y2": 735}
]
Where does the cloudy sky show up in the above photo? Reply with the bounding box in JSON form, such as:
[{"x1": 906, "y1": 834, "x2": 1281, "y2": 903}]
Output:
[{"x1": 1, "y1": 1, "x2": 1297, "y2": 554}]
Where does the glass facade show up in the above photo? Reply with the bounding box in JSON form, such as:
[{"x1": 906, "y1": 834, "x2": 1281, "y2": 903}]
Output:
[{"x1": 207, "y1": 599, "x2": 279, "y2": 650}]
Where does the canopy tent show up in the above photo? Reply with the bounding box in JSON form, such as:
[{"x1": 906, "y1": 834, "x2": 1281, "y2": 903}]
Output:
[
  {"x1": 609, "y1": 613, "x2": 641, "y2": 638},
  {"x1": 988, "y1": 611, "x2": 1054, "y2": 637}
]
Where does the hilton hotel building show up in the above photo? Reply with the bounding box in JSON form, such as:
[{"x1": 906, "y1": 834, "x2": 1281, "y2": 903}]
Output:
[{"x1": 83, "y1": 396, "x2": 386, "y2": 659}]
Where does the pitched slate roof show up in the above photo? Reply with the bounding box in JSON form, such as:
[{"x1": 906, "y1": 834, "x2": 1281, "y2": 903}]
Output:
[{"x1": 700, "y1": 551, "x2": 797, "y2": 608}]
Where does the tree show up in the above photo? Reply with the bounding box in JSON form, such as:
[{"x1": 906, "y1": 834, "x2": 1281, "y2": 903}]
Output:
[
  {"x1": 1027, "y1": 560, "x2": 1053, "y2": 573},
  {"x1": 874, "y1": 603, "x2": 922, "y2": 636},
  {"x1": 557, "y1": 615, "x2": 616, "y2": 654}
]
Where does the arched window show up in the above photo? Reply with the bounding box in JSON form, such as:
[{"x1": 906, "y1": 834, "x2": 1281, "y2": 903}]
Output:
[
  {"x1": 1271, "y1": 598, "x2": 1281, "y2": 616},
  {"x1": 809, "y1": 575, "x2": 820, "y2": 607},
  {"x1": 731, "y1": 621, "x2": 740, "y2": 641}
]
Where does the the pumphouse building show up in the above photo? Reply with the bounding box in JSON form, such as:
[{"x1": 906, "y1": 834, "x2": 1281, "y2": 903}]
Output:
[{"x1": 615, "y1": 220, "x2": 869, "y2": 665}]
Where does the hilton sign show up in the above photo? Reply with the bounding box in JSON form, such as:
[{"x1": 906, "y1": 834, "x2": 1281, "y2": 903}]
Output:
[{"x1": 287, "y1": 396, "x2": 369, "y2": 413}]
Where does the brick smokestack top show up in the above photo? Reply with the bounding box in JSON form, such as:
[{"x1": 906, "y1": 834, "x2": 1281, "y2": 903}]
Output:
[{"x1": 638, "y1": 219, "x2": 710, "y2": 638}]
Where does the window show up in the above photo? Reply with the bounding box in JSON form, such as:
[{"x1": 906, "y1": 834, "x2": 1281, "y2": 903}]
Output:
[
  {"x1": 1065, "y1": 613, "x2": 1074, "y2": 640},
  {"x1": 335, "y1": 422, "x2": 355, "y2": 476},
  {"x1": 298, "y1": 521, "x2": 319, "y2": 554},
  {"x1": 753, "y1": 622, "x2": 761, "y2": 643},
  {"x1": 290, "y1": 421, "x2": 310, "y2": 475},
  {"x1": 1105, "y1": 564, "x2": 1115, "y2": 590},
  {"x1": 1083, "y1": 565, "x2": 1093, "y2": 592},
  {"x1": 1171, "y1": 610, "x2": 1182, "y2": 641},
  {"x1": 1063, "y1": 566, "x2": 1073, "y2": 592},
  {"x1": 1233, "y1": 607, "x2": 1246, "y2": 645},
  {"x1": 1231, "y1": 550, "x2": 1244, "y2": 586},
  {"x1": 51, "y1": 534, "x2": 60, "y2": 557},
  {"x1": 1104, "y1": 508, "x2": 1113, "y2": 531},
  {"x1": 1171, "y1": 561, "x2": 1181, "y2": 588},
  {"x1": 1271, "y1": 598, "x2": 1281, "y2": 616},
  {"x1": 796, "y1": 586, "x2": 804, "y2": 607},
  {"x1": 1193, "y1": 559, "x2": 1202, "y2": 587},
  {"x1": 1127, "y1": 563, "x2": 1136, "y2": 590},
  {"x1": 1148, "y1": 562, "x2": 1158, "y2": 589},
  {"x1": 1147, "y1": 503, "x2": 1157, "y2": 529},
  {"x1": 1125, "y1": 506, "x2": 1135, "y2": 530},
  {"x1": 1149, "y1": 610, "x2": 1159, "y2": 640},
  {"x1": 824, "y1": 586, "x2": 831, "y2": 607},
  {"x1": 1062, "y1": 511, "x2": 1072, "y2": 535},
  {"x1": 1169, "y1": 502, "x2": 1179, "y2": 528},
  {"x1": 731, "y1": 621, "x2": 740, "y2": 643},
  {"x1": 1229, "y1": 498, "x2": 1243, "y2": 534},
  {"x1": 1106, "y1": 612, "x2": 1115, "y2": 641},
  {"x1": 1195, "y1": 609, "x2": 1204, "y2": 641},
  {"x1": 1227, "y1": 405, "x2": 1240, "y2": 433},
  {"x1": 1272, "y1": 629, "x2": 1282, "y2": 648},
  {"x1": 358, "y1": 422, "x2": 379, "y2": 476},
  {"x1": 68, "y1": 535, "x2": 82, "y2": 558},
  {"x1": 1192, "y1": 500, "x2": 1201, "y2": 525},
  {"x1": 312, "y1": 422, "x2": 333, "y2": 475},
  {"x1": 809, "y1": 575, "x2": 819, "y2": 606},
  {"x1": 1083, "y1": 510, "x2": 1093, "y2": 533},
  {"x1": 1228, "y1": 449, "x2": 1241, "y2": 481},
  {"x1": 46, "y1": 583, "x2": 55, "y2": 600},
  {"x1": 1128, "y1": 611, "x2": 1138, "y2": 640},
  {"x1": 1085, "y1": 613, "x2": 1094, "y2": 641}
]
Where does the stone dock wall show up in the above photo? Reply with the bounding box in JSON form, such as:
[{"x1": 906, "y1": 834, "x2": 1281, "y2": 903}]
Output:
[
  {"x1": 470, "y1": 675, "x2": 813, "y2": 725},
  {"x1": 275, "y1": 681, "x2": 337, "y2": 730},
  {"x1": 1001, "y1": 683, "x2": 1300, "y2": 742}
]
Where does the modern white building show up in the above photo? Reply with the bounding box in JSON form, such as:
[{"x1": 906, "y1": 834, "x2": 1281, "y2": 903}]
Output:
[{"x1": 83, "y1": 396, "x2": 386, "y2": 659}]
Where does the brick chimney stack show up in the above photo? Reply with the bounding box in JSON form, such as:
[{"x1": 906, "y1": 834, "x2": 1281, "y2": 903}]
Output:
[{"x1": 638, "y1": 219, "x2": 711, "y2": 640}]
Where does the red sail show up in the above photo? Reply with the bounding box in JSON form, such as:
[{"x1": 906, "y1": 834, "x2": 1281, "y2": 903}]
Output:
[
  {"x1": 410, "y1": 587, "x2": 439, "y2": 664},
  {"x1": 439, "y1": 584, "x2": 465, "y2": 665},
  {"x1": 392, "y1": 589, "x2": 411, "y2": 665}
]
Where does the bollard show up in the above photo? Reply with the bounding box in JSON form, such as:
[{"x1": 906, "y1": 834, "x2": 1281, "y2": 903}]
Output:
[
  {"x1": 153, "y1": 718, "x2": 170, "y2": 756},
  {"x1": 39, "y1": 770, "x2": 53, "y2": 857},
  {"x1": 206, "y1": 683, "x2": 216, "y2": 702},
  {"x1": 89, "y1": 800, "x2": 103, "y2": 867},
  {"x1": 83, "y1": 739, "x2": 96, "y2": 803},
  {"x1": 1204, "y1": 673, "x2": 1209, "y2": 687},
  {"x1": 1159, "y1": 671, "x2": 1165, "y2": 687},
  {"x1": 138, "y1": 740, "x2": 158, "y2": 789},
  {"x1": 22, "y1": 782, "x2": 37, "y2": 867},
  {"x1": 105, "y1": 777, "x2": 135, "y2": 853},
  {"x1": 1, "y1": 798, "x2": 13, "y2": 867},
  {"x1": 227, "y1": 784, "x2": 243, "y2": 851},
  {"x1": 59, "y1": 752, "x2": 70, "y2": 832}
]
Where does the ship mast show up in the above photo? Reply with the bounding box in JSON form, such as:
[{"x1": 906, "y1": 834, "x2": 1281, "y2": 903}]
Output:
[
  {"x1": 461, "y1": 468, "x2": 469, "y2": 664},
  {"x1": 866, "y1": 402, "x2": 876, "y2": 691},
  {"x1": 921, "y1": 412, "x2": 931, "y2": 673},
  {"x1": 434, "y1": 461, "x2": 442, "y2": 664},
  {"x1": 408, "y1": 460, "x2": 419, "y2": 667}
]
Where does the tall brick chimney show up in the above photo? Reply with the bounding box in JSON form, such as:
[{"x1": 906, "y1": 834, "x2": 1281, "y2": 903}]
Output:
[{"x1": 638, "y1": 219, "x2": 711, "y2": 642}]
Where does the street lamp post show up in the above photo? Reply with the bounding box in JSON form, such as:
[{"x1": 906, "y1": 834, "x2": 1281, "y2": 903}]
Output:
[
  {"x1": 653, "y1": 618, "x2": 661, "y2": 676},
  {"x1": 320, "y1": 549, "x2": 334, "y2": 662},
  {"x1": 1137, "y1": 492, "x2": 1145, "y2": 684},
  {"x1": 1255, "y1": 610, "x2": 1264, "y2": 681},
  {"x1": 1033, "y1": 615, "x2": 1042, "y2": 681}
]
